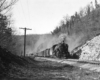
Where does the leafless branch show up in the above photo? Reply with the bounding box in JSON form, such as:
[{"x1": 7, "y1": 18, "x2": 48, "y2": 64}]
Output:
[
  {"x1": 0, "y1": 0, "x2": 6, "y2": 10},
  {"x1": 0, "y1": 0, "x2": 18, "y2": 12}
]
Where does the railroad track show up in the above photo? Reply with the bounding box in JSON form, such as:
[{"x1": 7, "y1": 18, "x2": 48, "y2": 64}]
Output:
[{"x1": 35, "y1": 57, "x2": 100, "y2": 72}]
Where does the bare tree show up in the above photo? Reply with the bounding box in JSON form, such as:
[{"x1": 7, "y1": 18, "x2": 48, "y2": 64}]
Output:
[
  {"x1": 0, "y1": 0, "x2": 18, "y2": 14},
  {"x1": 95, "y1": 0, "x2": 99, "y2": 8},
  {"x1": 0, "y1": 0, "x2": 18, "y2": 49}
]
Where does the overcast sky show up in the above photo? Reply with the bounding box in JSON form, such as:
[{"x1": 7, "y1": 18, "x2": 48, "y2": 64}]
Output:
[{"x1": 12, "y1": 0, "x2": 97, "y2": 35}]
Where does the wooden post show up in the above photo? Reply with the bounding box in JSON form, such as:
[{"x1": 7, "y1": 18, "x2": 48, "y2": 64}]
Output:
[{"x1": 19, "y1": 27, "x2": 32, "y2": 57}]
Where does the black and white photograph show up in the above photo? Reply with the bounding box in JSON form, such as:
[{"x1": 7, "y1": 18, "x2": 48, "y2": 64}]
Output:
[{"x1": 0, "y1": 0, "x2": 100, "y2": 80}]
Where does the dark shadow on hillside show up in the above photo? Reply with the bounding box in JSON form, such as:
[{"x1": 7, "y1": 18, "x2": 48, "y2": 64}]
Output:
[{"x1": 0, "y1": 46, "x2": 35, "y2": 79}]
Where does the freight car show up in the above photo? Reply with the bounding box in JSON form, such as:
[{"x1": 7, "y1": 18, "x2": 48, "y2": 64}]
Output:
[
  {"x1": 36, "y1": 49, "x2": 51, "y2": 57},
  {"x1": 36, "y1": 41, "x2": 71, "y2": 59}
]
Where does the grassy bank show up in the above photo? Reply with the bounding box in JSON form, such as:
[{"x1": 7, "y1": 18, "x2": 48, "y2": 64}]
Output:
[{"x1": 2, "y1": 57, "x2": 100, "y2": 80}]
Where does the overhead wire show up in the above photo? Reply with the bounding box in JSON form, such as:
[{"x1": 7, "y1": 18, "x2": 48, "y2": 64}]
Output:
[
  {"x1": 13, "y1": 0, "x2": 25, "y2": 35},
  {"x1": 26, "y1": 0, "x2": 35, "y2": 33},
  {"x1": 20, "y1": 0, "x2": 36, "y2": 34},
  {"x1": 20, "y1": 0, "x2": 28, "y2": 27},
  {"x1": 26, "y1": 0, "x2": 31, "y2": 27}
]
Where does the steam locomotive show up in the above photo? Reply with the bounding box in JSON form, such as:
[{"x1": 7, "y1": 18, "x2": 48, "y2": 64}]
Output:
[{"x1": 36, "y1": 42, "x2": 72, "y2": 59}]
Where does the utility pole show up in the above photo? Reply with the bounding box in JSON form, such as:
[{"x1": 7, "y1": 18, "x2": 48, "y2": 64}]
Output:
[{"x1": 19, "y1": 27, "x2": 32, "y2": 57}]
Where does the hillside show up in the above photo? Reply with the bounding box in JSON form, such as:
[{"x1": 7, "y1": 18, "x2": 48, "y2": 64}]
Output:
[
  {"x1": 0, "y1": 46, "x2": 28, "y2": 79},
  {"x1": 13, "y1": 34, "x2": 66, "y2": 56},
  {"x1": 51, "y1": 2, "x2": 100, "y2": 52},
  {"x1": 79, "y1": 34, "x2": 100, "y2": 61},
  {"x1": 11, "y1": 34, "x2": 40, "y2": 56},
  {"x1": 12, "y1": 1, "x2": 100, "y2": 56}
]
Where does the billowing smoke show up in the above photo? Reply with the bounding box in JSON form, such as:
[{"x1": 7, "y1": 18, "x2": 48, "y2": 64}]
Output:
[
  {"x1": 32, "y1": 32, "x2": 85, "y2": 54},
  {"x1": 14, "y1": 32, "x2": 85, "y2": 56},
  {"x1": 53, "y1": 33, "x2": 85, "y2": 52},
  {"x1": 64, "y1": 33, "x2": 85, "y2": 52},
  {"x1": 33, "y1": 34, "x2": 59, "y2": 53}
]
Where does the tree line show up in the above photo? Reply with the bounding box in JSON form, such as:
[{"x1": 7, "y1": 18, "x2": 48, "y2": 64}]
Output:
[
  {"x1": 52, "y1": 0, "x2": 100, "y2": 36},
  {"x1": 0, "y1": 0, "x2": 18, "y2": 52}
]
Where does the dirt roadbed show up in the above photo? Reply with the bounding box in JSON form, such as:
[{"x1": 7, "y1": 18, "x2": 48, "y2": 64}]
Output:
[
  {"x1": 3, "y1": 57, "x2": 100, "y2": 80},
  {"x1": 35, "y1": 57, "x2": 100, "y2": 72}
]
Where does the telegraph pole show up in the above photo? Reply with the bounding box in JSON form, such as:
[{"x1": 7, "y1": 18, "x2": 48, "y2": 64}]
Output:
[{"x1": 19, "y1": 27, "x2": 32, "y2": 57}]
